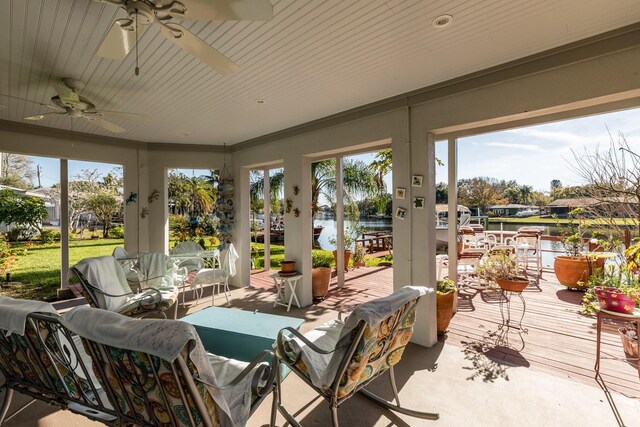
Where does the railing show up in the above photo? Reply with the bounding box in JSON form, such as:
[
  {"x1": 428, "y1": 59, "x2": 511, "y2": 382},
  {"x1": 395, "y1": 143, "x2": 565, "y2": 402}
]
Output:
[{"x1": 355, "y1": 231, "x2": 392, "y2": 253}]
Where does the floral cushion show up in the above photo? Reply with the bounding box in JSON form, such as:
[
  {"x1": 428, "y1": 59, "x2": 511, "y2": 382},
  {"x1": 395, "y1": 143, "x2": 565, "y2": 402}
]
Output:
[
  {"x1": 336, "y1": 298, "x2": 417, "y2": 398},
  {"x1": 0, "y1": 317, "x2": 93, "y2": 401},
  {"x1": 281, "y1": 299, "x2": 418, "y2": 400},
  {"x1": 86, "y1": 343, "x2": 221, "y2": 427}
]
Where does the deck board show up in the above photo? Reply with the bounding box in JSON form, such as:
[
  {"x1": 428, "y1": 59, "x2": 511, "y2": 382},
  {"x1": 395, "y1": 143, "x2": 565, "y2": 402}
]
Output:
[{"x1": 250, "y1": 265, "x2": 639, "y2": 398}]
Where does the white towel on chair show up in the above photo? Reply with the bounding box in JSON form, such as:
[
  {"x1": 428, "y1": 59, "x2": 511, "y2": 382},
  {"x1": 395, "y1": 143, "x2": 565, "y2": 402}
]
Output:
[{"x1": 0, "y1": 296, "x2": 58, "y2": 336}]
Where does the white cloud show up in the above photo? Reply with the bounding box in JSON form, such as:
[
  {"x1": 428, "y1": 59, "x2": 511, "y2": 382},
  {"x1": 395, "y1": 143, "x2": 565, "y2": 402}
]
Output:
[{"x1": 484, "y1": 141, "x2": 544, "y2": 152}]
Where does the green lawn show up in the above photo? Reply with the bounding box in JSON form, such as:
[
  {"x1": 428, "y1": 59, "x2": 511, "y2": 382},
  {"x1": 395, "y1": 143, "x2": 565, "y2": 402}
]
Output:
[
  {"x1": 1, "y1": 238, "x2": 124, "y2": 300},
  {"x1": 2, "y1": 238, "x2": 391, "y2": 301}
]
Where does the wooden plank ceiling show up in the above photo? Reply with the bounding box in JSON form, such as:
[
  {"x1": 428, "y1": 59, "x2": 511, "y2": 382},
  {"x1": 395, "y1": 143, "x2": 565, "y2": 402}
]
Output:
[{"x1": 1, "y1": 0, "x2": 639, "y2": 145}]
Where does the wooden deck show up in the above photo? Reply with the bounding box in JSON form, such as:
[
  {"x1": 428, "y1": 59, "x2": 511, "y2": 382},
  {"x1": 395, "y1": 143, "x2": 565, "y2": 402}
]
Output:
[{"x1": 251, "y1": 266, "x2": 640, "y2": 399}]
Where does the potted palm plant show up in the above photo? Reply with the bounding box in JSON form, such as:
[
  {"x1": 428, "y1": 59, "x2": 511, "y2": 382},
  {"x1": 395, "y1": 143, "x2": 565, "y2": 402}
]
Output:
[
  {"x1": 312, "y1": 250, "x2": 334, "y2": 301},
  {"x1": 477, "y1": 252, "x2": 529, "y2": 292},
  {"x1": 436, "y1": 279, "x2": 457, "y2": 335}
]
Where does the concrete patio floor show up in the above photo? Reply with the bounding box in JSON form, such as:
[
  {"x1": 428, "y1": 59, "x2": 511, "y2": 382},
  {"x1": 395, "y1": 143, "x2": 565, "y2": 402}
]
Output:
[{"x1": 2, "y1": 269, "x2": 639, "y2": 426}]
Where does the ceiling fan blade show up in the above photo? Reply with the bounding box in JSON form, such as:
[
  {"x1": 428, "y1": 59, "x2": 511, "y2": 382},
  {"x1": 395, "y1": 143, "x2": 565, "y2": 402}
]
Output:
[
  {"x1": 160, "y1": 23, "x2": 239, "y2": 75},
  {"x1": 54, "y1": 82, "x2": 80, "y2": 105},
  {"x1": 97, "y1": 19, "x2": 146, "y2": 60},
  {"x1": 183, "y1": 0, "x2": 273, "y2": 21},
  {"x1": 0, "y1": 94, "x2": 54, "y2": 108},
  {"x1": 24, "y1": 112, "x2": 66, "y2": 121},
  {"x1": 100, "y1": 109, "x2": 152, "y2": 123},
  {"x1": 84, "y1": 116, "x2": 126, "y2": 133}
]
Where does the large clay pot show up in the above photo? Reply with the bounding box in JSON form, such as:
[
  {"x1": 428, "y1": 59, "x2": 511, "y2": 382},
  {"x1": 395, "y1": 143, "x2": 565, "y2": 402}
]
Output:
[
  {"x1": 332, "y1": 250, "x2": 352, "y2": 272},
  {"x1": 312, "y1": 267, "x2": 332, "y2": 300},
  {"x1": 436, "y1": 291, "x2": 456, "y2": 335},
  {"x1": 554, "y1": 256, "x2": 603, "y2": 290},
  {"x1": 495, "y1": 278, "x2": 529, "y2": 293}
]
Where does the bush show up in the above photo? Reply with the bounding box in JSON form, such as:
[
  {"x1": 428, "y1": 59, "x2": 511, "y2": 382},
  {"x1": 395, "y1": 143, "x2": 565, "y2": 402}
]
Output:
[
  {"x1": 7, "y1": 226, "x2": 38, "y2": 242},
  {"x1": 39, "y1": 229, "x2": 60, "y2": 243},
  {"x1": 169, "y1": 214, "x2": 190, "y2": 240},
  {"x1": 109, "y1": 225, "x2": 125, "y2": 239},
  {"x1": 312, "y1": 250, "x2": 334, "y2": 268}
]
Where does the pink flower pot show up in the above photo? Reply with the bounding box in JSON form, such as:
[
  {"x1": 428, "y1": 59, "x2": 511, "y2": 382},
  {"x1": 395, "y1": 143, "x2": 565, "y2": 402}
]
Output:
[{"x1": 594, "y1": 287, "x2": 636, "y2": 314}]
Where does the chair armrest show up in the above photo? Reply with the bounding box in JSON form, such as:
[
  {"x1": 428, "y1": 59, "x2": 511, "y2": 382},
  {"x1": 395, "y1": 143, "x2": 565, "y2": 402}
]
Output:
[
  {"x1": 276, "y1": 327, "x2": 336, "y2": 367},
  {"x1": 195, "y1": 350, "x2": 277, "y2": 397}
]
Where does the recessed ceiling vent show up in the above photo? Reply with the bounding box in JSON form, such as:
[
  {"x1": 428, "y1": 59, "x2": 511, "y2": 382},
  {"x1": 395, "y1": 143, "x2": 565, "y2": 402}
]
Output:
[{"x1": 432, "y1": 14, "x2": 453, "y2": 29}]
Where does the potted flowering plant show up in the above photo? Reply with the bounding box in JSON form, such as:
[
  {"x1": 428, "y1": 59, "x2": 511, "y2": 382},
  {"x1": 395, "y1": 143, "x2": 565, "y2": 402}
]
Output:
[{"x1": 477, "y1": 252, "x2": 529, "y2": 292}]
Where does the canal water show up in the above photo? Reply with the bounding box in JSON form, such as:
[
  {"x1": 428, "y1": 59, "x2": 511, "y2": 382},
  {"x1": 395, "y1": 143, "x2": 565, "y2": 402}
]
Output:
[{"x1": 315, "y1": 219, "x2": 564, "y2": 267}]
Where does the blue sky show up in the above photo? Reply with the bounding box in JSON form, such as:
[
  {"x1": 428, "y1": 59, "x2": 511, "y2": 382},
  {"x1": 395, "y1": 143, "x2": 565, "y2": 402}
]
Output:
[{"x1": 27, "y1": 106, "x2": 640, "y2": 192}]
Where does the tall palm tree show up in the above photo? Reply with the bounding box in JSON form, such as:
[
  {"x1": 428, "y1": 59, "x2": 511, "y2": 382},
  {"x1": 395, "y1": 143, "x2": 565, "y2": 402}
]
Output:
[
  {"x1": 187, "y1": 177, "x2": 215, "y2": 216},
  {"x1": 250, "y1": 159, "x2": 378, "y2": 219}
]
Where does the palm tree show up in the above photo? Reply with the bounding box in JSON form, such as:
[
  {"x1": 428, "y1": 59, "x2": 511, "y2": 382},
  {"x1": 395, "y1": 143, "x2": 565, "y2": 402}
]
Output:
[
  {"x1": 187, "y1": 177, "x2": 215, "y2": 216},
  {"x1": 249, "y1": 159, "x2": 378, "y2": 219}
]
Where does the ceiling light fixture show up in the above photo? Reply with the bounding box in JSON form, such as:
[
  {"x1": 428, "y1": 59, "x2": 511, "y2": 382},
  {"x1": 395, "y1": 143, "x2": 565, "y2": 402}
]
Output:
[{"x1": 432, "y1": 14, "x2": 453, "y2": 29}]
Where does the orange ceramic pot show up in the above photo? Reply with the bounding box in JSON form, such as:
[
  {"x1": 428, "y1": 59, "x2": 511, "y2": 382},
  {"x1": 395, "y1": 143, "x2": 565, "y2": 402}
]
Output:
[
  {"x1": 436, "y1": 291, "x2": 456, "y2": 335},
  {"x1": 554, "y1": 256, "x2": 601, "y2": 290},
  {"x1": 496, "y1": 278, "x2": 529, "y2": 292}
]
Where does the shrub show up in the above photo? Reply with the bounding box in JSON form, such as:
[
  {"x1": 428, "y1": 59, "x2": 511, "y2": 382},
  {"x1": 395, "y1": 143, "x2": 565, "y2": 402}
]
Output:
[
  {"x1": 109, "y1": 225, "x2": 125, "y2": 239},
  {"x1": 312, "y1": 250, "x2": 334, "y2": 268},
  {"x1": 39, "y1": 229, "x2": 60, "y2": 243},
  {"x1": 7, "y1": 226, "x2": 38, "y2": 242},
  {"x1": 0, "y1": 234, "x2": 17, "y2": 275}
]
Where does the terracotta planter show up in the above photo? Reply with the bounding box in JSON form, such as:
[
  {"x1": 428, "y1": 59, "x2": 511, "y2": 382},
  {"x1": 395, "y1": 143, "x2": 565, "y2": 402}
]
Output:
[
  {"x1": 312, "y1": 267, "x2": 332, "y2": 300},
  {"x1": 436, "y1": 291, "x2": 456, "y2": 335},
  {"x1": 554, "y1": 256, "x2": 602, "y2": 290},
  {"x1": 618, "y1": 327, "x2": 638, "y2": 359},
  {"x1": 332, "y1": 250, "x2": 352, "y2": 272},
  {"x1": 280, "y1": 261, "x2": 296, "y2": 273},
  {"x1": 495, "y1": 277, "x2": 529, "y2": 292},
  {"x1": 353, "y1": 261, "x2": 366, "y2": 268}
]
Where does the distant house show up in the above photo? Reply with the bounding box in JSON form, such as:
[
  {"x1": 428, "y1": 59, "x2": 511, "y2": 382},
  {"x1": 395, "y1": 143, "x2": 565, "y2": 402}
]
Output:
[
  {"x1": 0, "y1": 185, "x2": 60, "y2": 231},
  {"x1": 488, "y1": 204, "x2": 533, "y2": 217},
  {"x1": 544, "y1": 197, "x2": 638, "y2": 217}
]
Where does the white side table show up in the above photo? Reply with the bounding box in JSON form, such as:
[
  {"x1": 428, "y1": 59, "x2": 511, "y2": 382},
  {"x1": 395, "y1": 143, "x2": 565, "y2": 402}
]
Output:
[{"x1": 270, "y1": 273, "x2": 302, "y2": 312}]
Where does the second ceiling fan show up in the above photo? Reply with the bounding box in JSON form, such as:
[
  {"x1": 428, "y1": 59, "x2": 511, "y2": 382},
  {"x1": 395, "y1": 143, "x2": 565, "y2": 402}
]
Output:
[{"x1": 95, "y1": 0, "x2": 273, "y2": 75}]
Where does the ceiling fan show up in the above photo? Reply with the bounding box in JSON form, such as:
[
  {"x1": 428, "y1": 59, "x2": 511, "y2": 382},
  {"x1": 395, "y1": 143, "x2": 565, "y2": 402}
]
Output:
[
  {"x1": 23, "y1": 78, "x2": 149, "y2": 133},
  {"x1": 95, "y1": 0, "x2": 273, "y2": 75}
]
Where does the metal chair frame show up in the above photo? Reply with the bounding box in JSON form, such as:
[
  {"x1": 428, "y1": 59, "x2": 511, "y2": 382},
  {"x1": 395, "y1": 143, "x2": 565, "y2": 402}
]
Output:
[
  {"x1": 0, "y1": 312, "x2": 117, "y2": 425},
  {"x1": 274, "y1": 316, "x2": 439, "y2": 426},
  {"x1": 81, "y1": 334, "x2": 277, "y2": 427},
  {"x1": 71, "y1": 266, "x2": 173, "y2": 319}
]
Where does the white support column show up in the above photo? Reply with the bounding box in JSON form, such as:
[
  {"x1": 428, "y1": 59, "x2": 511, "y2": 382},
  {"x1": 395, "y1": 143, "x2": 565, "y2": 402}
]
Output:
[
  {"x1": 335, "y1": 156, "x2": 345, "y2": 287},
  {"x1": 60, "y1": 159, "x2": 69, "y2": 289},
  {"x1": 447, "y1": 137, "x2": 458, "y2": 283},
  {"x1": 263, "y1": 168, "x2": 271, "y2": 270},
  {"x1": 410, "y1": 131, "x2": 437, "y2": 348}
]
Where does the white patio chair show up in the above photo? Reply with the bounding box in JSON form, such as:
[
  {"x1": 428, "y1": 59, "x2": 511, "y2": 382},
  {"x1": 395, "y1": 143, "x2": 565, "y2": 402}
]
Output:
[
  {"x1": 190, "y1": 244, "x2": 239, "y2": 306},
  {"x1": 505, "y1": 231, "x2": 542, "y2": 276},
  {"x1": 170, "y1": 241, "x2": 206, "y2": 272}
]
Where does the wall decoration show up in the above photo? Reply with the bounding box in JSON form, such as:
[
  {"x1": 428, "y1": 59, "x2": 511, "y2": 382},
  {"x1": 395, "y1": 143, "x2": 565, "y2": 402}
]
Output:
[
  {"x1": 413, "y1": 197, "x2": 425, "y2": 209},
  {"x1": 125, "y1": 192, "x2": 137, "y2": 205},
  {"x1": 286, "y1": 199, "x2": 293, "y2": 213},
  {"x1": 293, "y1": 208, "x2": 300, "y2": 217},
  {"x1": 140, "y1": 207, "x2": 149, "y2": 218},
  {"x1": 395, "y1": 188, "x2": 406, "y2": 199},
  {"x1": 293, "y1": 185, "x2": 299, "y2": 195},
  {"x1": 411, "y1": 175, "x2": 423, "y2": 187},
  {"x1": 148, "y1": 189, "x2": 160, "y2": 203},
  {"x1": 395, "y1": 207, "x2": 407, "y2": 220}
]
